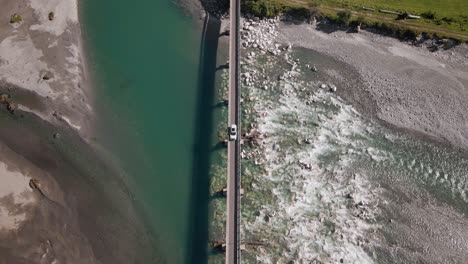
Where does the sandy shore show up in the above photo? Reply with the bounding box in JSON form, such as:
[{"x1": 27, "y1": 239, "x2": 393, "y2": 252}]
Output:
[
  {"x1": 0, "y1": 107, "x2": 160, "y2": 263},
  {"x1": 0, "y1": 0, "x2": 159, "y2": 263},
  {"x1": 0, "y1": 0, "x2": 92, "y2": 136}
]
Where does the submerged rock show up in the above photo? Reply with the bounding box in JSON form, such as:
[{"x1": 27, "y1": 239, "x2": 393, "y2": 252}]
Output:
[
  {"x1": 0, "y1": 94, "x2": 9, "y2": 103},
  {"x1": 6, "y1": 101, "x2": 16, "y2": 113}
]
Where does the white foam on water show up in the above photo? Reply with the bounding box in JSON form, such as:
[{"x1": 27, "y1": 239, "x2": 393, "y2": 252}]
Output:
[
  {"x1": 245, "y1": 87, "x2": 383, "y2": 263},
  {"x1": 62, "y1": 116, "x2": 81, "y2": 130}
]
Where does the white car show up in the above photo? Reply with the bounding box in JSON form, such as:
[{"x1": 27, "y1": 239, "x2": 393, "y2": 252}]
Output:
[{"x1": 229, "y1": 124, "x2": 237, "y2": 141}]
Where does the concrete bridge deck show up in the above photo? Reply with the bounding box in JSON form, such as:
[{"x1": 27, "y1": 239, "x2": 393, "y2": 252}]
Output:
[{"x1": 225, "y1": 0, "x2": 241, "y2": 262}]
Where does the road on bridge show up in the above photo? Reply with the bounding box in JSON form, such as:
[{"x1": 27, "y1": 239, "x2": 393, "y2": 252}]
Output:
[{"x1": 225, "y1": 0, "x2": 241, "y2": 262}]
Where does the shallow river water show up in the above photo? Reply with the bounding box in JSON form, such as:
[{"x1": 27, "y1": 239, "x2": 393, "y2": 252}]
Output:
[{"x1": 81, "y1": 0, "x2": 203, "y2": 262}]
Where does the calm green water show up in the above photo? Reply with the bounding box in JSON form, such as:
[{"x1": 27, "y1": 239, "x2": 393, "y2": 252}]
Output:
[{"x1": 81, "y1": 0, "x2": 202, "y2": 262}]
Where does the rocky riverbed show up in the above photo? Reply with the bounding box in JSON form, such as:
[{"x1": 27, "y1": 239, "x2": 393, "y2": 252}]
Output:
[{"x1": 209, "y1": 16, "x2": 468, "y2": 264}]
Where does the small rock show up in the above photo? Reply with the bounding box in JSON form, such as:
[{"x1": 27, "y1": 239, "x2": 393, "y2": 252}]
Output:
[
  {"x1": 10, "y1": 13, "x2": 22, "y2": 24},
  {"x1": 6, "y1": 101, "x2": 16, "y2": 113},
  {"x1": 0, "y1": 94, "x2": 9, "y2": 103}
]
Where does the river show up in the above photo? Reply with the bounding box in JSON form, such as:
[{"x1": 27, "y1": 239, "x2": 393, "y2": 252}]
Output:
[
  {"x1": 80, "y1": 1, "x2": 468, "y2": 263},
  {"x1": 81, "y1": 0, "x2": 205, "y2": 262}
]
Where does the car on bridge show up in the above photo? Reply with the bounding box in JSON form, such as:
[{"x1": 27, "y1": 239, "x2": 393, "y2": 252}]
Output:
[{"x1": 229, "y1": 124, "x2": 237, "y2": 141}]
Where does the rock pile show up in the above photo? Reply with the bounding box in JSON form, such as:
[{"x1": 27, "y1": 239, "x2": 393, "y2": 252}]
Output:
[{"x1": 241, "y1": 17, "x2": 281, "y2": 54}]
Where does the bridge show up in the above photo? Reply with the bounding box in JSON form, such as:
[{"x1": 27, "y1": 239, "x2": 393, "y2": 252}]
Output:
[{"x1": 225, "y1": 0, "x2": 241, "y2": 262}]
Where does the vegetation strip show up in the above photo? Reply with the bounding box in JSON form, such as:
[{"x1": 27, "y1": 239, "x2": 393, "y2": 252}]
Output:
[{"x1": 241, "y1": 0, "x2": 468, "y2": 42}]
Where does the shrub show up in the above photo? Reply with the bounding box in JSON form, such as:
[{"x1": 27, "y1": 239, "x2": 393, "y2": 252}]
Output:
[
  {"x1": 9, "y1": 13, "x2": 22, "y2": 24},
  {"x1": 441, "y1": 17, "x2": 455, "y2": 24},
  {"x1": 373, "y1": 22, "x2": 419, "y2": 40},
  {"x1": 285, "y1": 7, "x2": 311, "y2": 20},
  {"x1": 307, "y1": 2, "x2": 322, "y2": 18},
  {"x1": 421, "y1": 11, "x2": 436, "y2": 20},
  {"x1": 350, "y1": 16, "x2": 366, "y2": 28},
  {"x1": 336, "y1": 10, "x2": 352, "y2": 26},
  {"x1": 401, "y1": 28, "x2": 418, "y2": 40},
  {"x1": 243, "y1": 0, "x2": 283, "y2": 18}
]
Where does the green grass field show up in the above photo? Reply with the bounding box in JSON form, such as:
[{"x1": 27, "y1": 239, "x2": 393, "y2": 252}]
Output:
[
  {"x1": 243, "y1": 0, "x2": 468, "y2": 41},
  {"x1": 318, "y1": 0, "x2": 468, "y2": 17}
]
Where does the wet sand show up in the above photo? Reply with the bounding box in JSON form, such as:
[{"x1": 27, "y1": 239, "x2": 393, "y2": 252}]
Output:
[
  {"x1": 0, "y1": 0, "x2": 160, "y2": 263},
  {"x1": 0, "y1": 105, "x2": 160, "y2": 263},
  {"x1": 0, "y1": 0, "x2": 92, "y2": 136}
]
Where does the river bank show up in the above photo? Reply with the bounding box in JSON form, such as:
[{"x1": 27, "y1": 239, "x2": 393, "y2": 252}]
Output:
[
  {"x1": 0, "y1": 0, "x2": 93, "y2": 137},
  {"x1": 0, "y1": 0, "x2": 161, "y2": 263}
]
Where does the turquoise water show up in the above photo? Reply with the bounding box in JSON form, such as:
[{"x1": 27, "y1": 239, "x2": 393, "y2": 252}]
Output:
[{"x1": 81, "y1": 1, "x2": 203, "y2": 262}]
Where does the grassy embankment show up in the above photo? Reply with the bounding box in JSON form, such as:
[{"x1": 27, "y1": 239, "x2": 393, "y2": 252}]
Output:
[{"x1": 242, "y1": 0, "x2": 468, "y2": 42}]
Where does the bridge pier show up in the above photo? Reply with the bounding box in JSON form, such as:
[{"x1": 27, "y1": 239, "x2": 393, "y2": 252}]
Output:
[
  {"x1": 223, "y1": 188, "x2": 244, "y2": 196},
  {"x1": 212, "y1": 243, "x2": 246, "y2": 253}
]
